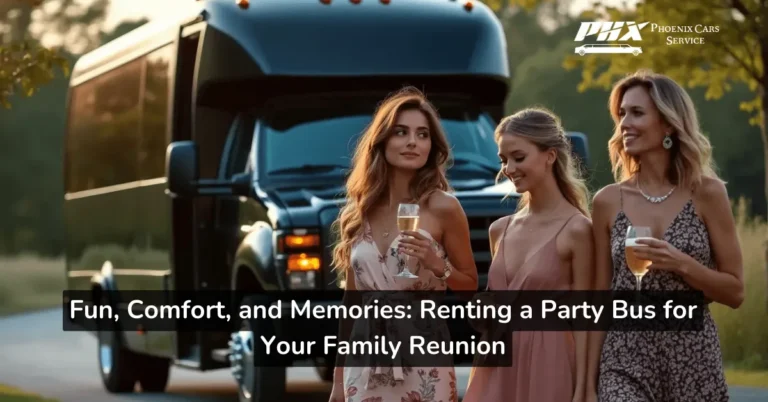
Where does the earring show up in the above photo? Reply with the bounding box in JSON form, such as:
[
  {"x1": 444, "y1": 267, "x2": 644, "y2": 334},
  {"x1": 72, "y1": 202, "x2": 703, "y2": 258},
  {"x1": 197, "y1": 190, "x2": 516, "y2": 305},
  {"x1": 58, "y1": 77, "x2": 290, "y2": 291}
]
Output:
[{"x1": 663, "y1": 134, "x2": 673, "y2": 149}]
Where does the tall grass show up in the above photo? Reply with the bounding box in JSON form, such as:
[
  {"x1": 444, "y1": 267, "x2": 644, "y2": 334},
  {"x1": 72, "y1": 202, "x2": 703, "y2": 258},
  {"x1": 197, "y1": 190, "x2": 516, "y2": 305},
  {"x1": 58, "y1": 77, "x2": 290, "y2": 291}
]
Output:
[
  {"x1": 0, "y1": 254, "x2": 65, "y2": 316},
  {"x1": 711, "y1": 197, "x2": 768, "y2": 369}
]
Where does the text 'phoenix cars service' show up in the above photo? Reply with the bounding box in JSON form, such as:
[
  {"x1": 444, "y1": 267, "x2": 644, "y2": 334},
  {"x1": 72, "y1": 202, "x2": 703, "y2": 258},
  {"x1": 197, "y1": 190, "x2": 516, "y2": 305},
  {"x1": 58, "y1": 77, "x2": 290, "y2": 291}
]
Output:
[{"x1": 62, "y1": 0, "x2": 589, "y2": 400}]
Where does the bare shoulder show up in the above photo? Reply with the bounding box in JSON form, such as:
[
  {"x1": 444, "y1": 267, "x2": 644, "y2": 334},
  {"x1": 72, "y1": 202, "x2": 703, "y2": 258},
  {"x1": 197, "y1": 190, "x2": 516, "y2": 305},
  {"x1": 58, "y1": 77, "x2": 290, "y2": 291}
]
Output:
[
  {"x1": 556, "y1": 212, "x2": 593, "y2": 263},
  {"x1": 489, "y1": 215, "x2": 511, "y2": 240},
  {"x1": 564, "y1": 214, "x2": 593, "y2": 239},
  {"x1": 694, "y1": 176, "x2": 731, "y2": 219},
  {"x1": 427, "y1": 190, "x2": 463, "y2": 218},
  {"x1": 488, "y1": 215, "x2": 511, "y2": 256},
  {"x1": 593, "y1": 183, "x2": 621, "y2": 209},
  {"x1": 592, "y1": 182, "x2": 622, "y2": 226},
  {"x1": 697, "y1": 176, "x2": 729, "y2": 203}
]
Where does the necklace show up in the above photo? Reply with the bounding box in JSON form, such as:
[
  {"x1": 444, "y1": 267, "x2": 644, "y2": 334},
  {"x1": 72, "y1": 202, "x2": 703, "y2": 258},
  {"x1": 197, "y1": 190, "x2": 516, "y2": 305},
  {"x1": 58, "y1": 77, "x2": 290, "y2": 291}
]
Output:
[{"x1": 637, "y1": 178, "x2": 676, "y2": 204}]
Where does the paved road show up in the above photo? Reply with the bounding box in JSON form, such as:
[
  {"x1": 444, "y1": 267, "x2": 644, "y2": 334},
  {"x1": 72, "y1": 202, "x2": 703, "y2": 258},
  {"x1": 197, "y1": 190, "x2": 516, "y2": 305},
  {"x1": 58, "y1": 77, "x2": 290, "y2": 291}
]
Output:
[{"x1": 1, "y1": 308, "x2": 765, "y2": 402}]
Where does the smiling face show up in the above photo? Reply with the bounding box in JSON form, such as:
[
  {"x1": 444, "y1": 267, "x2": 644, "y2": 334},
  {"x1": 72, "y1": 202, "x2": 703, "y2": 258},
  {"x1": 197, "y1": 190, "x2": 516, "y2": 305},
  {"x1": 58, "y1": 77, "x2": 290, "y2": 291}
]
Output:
[
  {"x1": 497, "y1": 133, "x2": 555, "y2": 194},
  {"x1": 619, "y1": 85, "x2": 673, "y2": 156},
  {"x1": 384, "y1": 108, "x2": 432, "y2": 171}
]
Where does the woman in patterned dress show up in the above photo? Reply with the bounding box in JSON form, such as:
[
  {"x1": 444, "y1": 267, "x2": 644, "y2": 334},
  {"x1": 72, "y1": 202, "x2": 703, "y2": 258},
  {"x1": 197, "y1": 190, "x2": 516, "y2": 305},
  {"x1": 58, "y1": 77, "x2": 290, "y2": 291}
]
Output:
[
  {"x1": 587, "y1": 70, "x2": 745, "y2": 402},
  {"x1": 327, "y1": 86, "x2": 479, "y2": 402}
]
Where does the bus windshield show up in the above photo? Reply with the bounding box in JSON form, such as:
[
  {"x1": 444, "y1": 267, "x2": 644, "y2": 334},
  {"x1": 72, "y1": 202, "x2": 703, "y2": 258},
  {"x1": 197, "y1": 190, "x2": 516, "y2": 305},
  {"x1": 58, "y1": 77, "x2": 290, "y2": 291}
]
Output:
[{"x1": 258, "y1": 104, "x2": 500, "y2": 181}]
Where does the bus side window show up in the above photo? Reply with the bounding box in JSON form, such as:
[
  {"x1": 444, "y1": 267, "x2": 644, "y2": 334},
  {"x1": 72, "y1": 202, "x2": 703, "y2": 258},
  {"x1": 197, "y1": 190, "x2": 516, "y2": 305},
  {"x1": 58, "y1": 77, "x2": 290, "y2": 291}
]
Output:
[
  {"x1": 138, "y1": 44, "x2": 175, "y2": 181},
  {"x1": 66, "y1": 59, "x2": 142, "y2": 193}
]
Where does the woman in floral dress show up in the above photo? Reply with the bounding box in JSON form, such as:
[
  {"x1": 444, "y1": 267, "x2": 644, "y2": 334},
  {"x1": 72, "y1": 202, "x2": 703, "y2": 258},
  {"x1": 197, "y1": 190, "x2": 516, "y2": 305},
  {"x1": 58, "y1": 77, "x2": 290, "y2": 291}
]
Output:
[
  {"x1": 328, "y1": 87, "x2": 479, "y2": 402},
  {"x1": 588, "y1": 71, "x2": 744, "y2": 402}
]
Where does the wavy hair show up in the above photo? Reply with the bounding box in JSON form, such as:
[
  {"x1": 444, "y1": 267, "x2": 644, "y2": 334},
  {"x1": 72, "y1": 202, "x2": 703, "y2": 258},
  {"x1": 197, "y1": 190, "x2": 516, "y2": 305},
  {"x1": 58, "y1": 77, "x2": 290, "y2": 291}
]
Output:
[
  {"x1": 608, "y1": 70, "x2": 718, "y2": 189},
  {"x1": 495, "y1": 107, "x2": 591, "y2": 217},
  {"x1": 331, "y1": 87, "x2": 451, "y2": 282}
]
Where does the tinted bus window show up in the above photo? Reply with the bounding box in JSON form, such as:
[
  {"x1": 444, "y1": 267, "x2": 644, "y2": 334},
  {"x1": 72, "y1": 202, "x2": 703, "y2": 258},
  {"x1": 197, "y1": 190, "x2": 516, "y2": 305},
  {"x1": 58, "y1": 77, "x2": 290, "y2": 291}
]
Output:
[
  {"x1": 66, "y1": 59, "x2": 142, "y2": 192},
  {"x1": 139, "y1": 45, "x2": 174, "y2": 180}
]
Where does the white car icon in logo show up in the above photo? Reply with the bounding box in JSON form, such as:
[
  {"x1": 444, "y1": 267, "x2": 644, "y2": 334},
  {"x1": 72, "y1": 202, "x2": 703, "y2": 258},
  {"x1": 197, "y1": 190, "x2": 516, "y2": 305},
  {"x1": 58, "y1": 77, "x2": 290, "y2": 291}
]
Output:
[{"x1": 575, "y1": 44, "x2": 642, "y2": 56}]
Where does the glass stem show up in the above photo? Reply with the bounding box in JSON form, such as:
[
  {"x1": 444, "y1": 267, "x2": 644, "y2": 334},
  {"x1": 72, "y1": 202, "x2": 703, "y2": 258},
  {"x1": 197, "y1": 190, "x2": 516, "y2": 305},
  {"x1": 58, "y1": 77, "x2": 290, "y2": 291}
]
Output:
[
  {"x1": 404, "y1": 255, "x2": 410, "y2": 273},
  {"x1": 635, "y1": 275, "x2": 642, "y2": 291}
]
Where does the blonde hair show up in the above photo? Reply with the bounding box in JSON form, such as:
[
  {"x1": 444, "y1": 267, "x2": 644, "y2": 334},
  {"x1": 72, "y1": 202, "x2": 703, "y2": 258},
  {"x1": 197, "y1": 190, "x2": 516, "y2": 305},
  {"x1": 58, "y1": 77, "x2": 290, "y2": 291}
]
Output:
[
  {"x1": 495, "y1": 107, "x2": 591, "y2": 217},
  {"x1": 608, "y1": 70, "x2": 718, "y2": 189},
  {"x1": 331, "y1": 87, "x2": 451, "y2": 282}
]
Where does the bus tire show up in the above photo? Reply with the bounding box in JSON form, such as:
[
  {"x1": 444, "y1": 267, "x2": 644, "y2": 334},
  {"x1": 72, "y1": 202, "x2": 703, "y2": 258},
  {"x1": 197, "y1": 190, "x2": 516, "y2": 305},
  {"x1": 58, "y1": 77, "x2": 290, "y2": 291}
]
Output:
[
  {"x1": 97, "y1": 319, "x2": 137, "y2": 393},
  {"x1": 231, "y1": 295, "x2": 286, "y2": 402},
  {"x1": 136, "y1": 354, "x2": 171, "y2": 392}
]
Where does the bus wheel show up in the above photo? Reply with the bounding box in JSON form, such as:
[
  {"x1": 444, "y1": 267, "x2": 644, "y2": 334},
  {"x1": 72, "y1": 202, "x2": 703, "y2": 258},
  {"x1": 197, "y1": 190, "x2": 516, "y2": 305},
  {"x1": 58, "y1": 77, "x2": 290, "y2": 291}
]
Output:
[
  {"x1": 230, "y1": 295, "x2": 286, "y2": 402},
  {"x1": 136, "y1": 354, "x2": 171, "y2": 392},
  {"x1": 97, "y1": 320, "x2": 137, "y2": 393}
]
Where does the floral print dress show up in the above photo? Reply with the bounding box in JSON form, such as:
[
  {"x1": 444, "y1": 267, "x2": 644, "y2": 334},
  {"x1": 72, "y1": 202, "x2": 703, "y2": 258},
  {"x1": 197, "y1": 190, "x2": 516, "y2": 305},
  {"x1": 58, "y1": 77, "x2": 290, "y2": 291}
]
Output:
[
  {"x1": 598, "y1": 194, "x2": 729, "y2": 402},
  {"x1": 342, "y1": 220, "x2": 458, "y2": 402}
]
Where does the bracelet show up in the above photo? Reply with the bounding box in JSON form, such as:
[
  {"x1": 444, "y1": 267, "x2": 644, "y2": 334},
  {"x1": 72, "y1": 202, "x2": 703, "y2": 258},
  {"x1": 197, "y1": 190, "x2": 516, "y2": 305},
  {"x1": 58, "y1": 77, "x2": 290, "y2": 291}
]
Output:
[{"x1": 436, "y1": 256, "x2": 453, "y2": 281}]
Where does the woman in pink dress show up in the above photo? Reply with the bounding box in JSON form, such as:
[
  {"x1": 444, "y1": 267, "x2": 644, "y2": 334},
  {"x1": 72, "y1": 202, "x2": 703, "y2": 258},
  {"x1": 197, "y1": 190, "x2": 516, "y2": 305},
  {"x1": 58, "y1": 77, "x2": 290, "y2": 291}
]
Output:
[
  {"x1": 463, "y1": 108, "x2": 595, "y2": 402},
  {"x1": 328, "y1": 86, "x2": 479, "y2": 402}
]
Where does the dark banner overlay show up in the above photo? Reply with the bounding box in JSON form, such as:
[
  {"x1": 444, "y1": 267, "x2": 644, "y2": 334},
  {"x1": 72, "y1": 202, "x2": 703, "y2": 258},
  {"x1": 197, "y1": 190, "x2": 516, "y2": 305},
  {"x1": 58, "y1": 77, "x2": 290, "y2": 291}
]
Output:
[{"x1": 63, "y1": 290, "x2": 705, "y2": 368}]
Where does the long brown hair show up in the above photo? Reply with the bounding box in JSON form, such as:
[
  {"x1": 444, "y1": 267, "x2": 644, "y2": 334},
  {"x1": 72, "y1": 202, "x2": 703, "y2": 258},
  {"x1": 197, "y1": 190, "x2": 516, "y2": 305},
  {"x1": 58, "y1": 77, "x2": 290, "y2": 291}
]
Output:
[
  {"x1": 608, "y1": 70, "x2": 718, "y2": 189},
  {"x1": 495, "y1": 107, "x2": 591, "y2": 217},
  {"x1": 331, "y1": 87, "x2": 452, "y2": 282}
]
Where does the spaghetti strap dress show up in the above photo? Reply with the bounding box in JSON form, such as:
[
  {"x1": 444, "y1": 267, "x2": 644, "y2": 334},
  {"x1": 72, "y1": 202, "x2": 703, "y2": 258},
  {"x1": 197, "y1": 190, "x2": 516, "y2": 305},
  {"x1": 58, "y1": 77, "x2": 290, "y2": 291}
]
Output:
[
  {"x1": 597, "y1": 188, "x2": 729, "y2": 401},
  {"x1": 342, "y1": 220, "x2": 458, "y2": 402},
  {"x1": 463, "y1": 213, "x2": 580, "y2": 402}
]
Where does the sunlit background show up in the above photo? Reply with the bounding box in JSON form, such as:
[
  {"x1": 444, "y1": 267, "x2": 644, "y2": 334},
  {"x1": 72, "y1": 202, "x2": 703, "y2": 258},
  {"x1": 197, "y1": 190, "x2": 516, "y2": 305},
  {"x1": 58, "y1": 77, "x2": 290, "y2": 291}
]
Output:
[{"x1": 1, "y1": 0, "x2": 766, "y2": 400}]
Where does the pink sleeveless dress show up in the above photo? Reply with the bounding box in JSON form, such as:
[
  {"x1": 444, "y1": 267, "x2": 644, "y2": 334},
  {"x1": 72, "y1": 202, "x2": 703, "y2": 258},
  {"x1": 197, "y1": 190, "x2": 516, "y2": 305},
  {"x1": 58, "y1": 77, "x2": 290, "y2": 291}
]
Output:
[
  {"x1": 463, "y1": 214, "x2": 579, "y2": 402},
  {"x1": 342, "y1": 220, "x2": 459, "y2": 402}
]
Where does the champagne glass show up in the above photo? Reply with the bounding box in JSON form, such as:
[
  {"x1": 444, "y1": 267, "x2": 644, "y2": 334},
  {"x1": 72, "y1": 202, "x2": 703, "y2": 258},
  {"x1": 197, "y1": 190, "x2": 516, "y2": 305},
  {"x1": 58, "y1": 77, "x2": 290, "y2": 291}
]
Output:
[
  {"x1": 395, "y1": 203, "x2": 420, "y2": 279},
  {"x1": 625, "y1": 226, "x2": 653, "y2": 291}
]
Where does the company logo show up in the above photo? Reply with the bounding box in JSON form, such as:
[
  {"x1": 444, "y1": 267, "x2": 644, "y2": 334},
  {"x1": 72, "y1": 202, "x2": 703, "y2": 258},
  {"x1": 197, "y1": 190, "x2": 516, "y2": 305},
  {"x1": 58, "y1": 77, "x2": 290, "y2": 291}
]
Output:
[{"x1": 574, "y1": 21, "x2": 649, "y2": 56}]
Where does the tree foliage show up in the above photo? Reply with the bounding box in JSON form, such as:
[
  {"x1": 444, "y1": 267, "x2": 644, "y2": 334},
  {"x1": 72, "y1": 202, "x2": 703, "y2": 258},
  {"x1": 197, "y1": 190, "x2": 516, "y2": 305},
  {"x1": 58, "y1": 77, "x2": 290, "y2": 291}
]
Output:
[
  {"x1": 481, "y1": 0, "x2": 768, "y2": 212},
  {"x1": 0, "y1": 0, "x2": 108, "y2": 108},
  {"x1": 560, "y1": 1, "x2": 765, "y2": 127},
  {"x1": 0, "y1": 41, "x2": 69, "y2": 108}
]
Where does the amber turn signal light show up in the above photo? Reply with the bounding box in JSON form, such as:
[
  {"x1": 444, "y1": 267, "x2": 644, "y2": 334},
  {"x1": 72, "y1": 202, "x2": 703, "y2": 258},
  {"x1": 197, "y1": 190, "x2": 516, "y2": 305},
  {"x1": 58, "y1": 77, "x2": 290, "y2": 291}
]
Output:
[
  {"x1": 287, "y1": 253, "x2": 321, "y2": 271},
  {"x1": 284, "y1": 234, "x2": 320, "y2": 248}
]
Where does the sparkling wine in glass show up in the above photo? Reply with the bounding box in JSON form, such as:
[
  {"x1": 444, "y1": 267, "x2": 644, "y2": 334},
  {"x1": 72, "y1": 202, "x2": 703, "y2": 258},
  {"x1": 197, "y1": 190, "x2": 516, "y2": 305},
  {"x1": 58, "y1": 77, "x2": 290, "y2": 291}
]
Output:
[
  {"x1": 396, "y1": 203, "x2": 420, "y2": 279},
  {"x1": 625, "y1": 226, "x2": 653, "y2": 291}
]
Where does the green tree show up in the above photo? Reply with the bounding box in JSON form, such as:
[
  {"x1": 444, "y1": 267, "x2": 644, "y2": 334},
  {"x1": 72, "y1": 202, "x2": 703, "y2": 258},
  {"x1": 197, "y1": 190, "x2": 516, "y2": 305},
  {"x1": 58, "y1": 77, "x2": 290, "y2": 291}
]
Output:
[
  {"x1": 482, "y1": 0, "x2": 768, "y2": 213},
  {"x1": 0, "y1": 41, "x2": 69, "y2": 108},
  {"x1": 0, "y1": 0, "x2": 108, "y2": 108},
  {"x1": 559, "y1": 1, "x2": 768, "y2": 211}
]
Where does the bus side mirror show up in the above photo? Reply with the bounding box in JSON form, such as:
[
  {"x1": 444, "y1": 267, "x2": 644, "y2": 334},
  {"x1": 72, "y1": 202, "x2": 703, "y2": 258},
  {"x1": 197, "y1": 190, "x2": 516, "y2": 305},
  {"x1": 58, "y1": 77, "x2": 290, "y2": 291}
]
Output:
[
  {"x1": 566, "y1": 132, "x2": 590, "y2": 170},
  {"x1": 166, "y1": 141, "x2": 200, "y2": 197}
]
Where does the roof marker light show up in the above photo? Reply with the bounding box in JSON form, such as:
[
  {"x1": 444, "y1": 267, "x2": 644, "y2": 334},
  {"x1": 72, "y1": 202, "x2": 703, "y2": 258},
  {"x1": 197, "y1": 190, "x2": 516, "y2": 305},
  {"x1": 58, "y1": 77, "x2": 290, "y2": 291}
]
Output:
[
  {"x1": 464, "y1": 1, "x2": 473, "y2": 11},
  {"x1": 320, "y1": 0, "x2": 331, "y2": 4},
  {"x1": 236, "y1": 0, "x2": 249, "y2": 10}
]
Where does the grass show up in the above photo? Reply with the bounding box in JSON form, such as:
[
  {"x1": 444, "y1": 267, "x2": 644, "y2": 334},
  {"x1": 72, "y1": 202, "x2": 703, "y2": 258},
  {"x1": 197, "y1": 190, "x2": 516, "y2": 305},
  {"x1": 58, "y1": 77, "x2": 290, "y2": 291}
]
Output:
[
  {"x1": 711, "y1": 197, "x2": 768, "y2": 371},
  {"x1": 725, "y1": 368, "x2": 768, "y2": 388},
  {"x1": 0, "y1": 384, "x2": 57, "y2": 402},
  {"x1": 0, "y1": 255, "x2": 64, "y2": 317}
]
